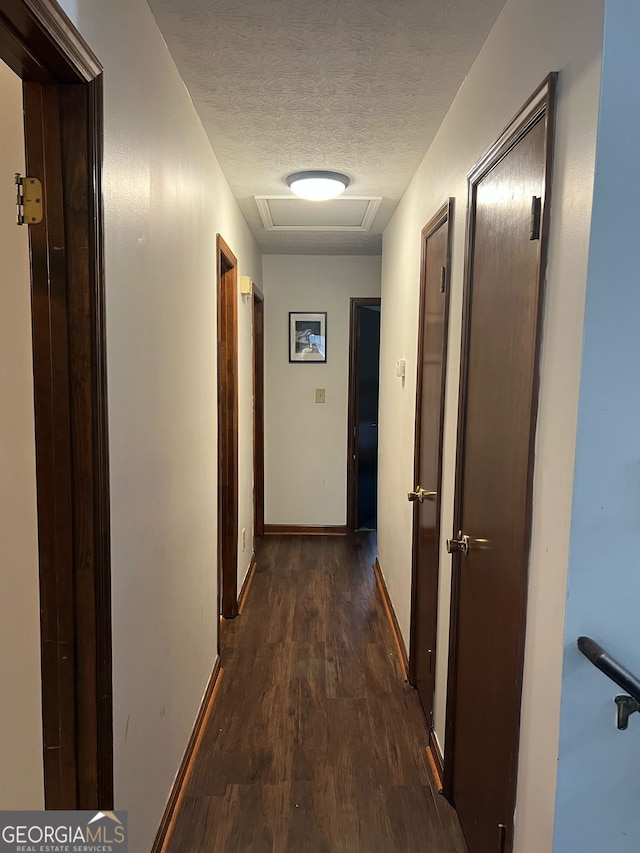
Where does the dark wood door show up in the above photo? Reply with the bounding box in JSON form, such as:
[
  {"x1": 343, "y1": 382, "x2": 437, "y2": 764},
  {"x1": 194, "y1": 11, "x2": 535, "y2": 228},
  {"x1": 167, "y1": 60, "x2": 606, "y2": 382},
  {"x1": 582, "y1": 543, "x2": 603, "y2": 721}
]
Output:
[
  {"x1": 410, "y1": 202, "x2": 452, "y2": 733},
  {"x1": 446, "y1": 80, "x2": 555, "y2": 853}
]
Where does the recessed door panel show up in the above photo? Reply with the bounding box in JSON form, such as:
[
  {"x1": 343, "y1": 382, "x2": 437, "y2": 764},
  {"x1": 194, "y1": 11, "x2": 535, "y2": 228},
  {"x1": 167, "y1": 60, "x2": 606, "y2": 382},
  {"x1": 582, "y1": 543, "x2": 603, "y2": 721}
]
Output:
[{"x1": 446, "y1": 81, "x2": 555, "y2": 853}]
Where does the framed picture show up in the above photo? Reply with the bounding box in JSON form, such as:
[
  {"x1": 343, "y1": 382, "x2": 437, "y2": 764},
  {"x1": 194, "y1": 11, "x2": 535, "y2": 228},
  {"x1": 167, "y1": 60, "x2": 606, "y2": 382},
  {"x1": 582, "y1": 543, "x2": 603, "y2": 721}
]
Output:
[{"x1": 289, "y1": 312, "x2": 327, "y2": 363}]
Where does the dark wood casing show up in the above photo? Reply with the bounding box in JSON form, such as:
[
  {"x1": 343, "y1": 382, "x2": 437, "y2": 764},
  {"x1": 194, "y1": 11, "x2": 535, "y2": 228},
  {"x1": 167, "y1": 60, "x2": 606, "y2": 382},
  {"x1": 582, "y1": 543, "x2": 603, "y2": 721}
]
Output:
[{"x1": 217, "y1": 235, "x2": 239, "y2": 623}]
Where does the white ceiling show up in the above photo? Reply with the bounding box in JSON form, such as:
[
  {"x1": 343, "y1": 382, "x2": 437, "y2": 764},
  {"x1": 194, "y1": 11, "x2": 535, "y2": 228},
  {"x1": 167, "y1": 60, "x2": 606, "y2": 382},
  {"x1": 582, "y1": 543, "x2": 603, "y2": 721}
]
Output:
[{"x1": 147, "y1": 0, "x2": 506, "y2": 255}]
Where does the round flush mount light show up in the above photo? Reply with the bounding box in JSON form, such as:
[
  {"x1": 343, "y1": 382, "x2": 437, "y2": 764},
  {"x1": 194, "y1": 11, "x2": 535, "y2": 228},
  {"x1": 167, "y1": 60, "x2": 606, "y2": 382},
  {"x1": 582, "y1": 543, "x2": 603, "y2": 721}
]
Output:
[{"x1": 285, "y1": 170, "x2": 351, "y2": 201}]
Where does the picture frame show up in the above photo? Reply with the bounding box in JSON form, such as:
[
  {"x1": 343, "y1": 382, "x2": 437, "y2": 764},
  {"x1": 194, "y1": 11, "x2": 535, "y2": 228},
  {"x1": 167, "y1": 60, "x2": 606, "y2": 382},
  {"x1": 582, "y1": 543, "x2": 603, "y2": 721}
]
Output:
[{"x1": 289, "y1": 312, "x2": 327, "y2": 363}]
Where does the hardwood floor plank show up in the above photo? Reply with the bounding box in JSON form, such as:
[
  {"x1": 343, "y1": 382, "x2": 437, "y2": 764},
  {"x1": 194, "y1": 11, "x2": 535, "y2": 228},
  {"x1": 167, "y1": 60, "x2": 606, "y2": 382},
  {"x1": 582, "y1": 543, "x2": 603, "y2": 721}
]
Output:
[{"x1": 167, "y1": 534, "x2": 467, "y2": 853}]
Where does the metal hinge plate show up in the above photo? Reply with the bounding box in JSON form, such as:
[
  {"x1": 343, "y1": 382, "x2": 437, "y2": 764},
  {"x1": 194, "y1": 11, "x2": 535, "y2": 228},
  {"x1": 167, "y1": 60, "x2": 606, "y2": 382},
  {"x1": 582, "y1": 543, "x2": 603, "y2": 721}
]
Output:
[
  {"x1": 529, "y1": 195, "x2": 541, "y2": 241},
  {"x1": 15, "y1": 173, "x2": 43, "y2": 225},
  {"x1": 498, "y1": 823, "x2": 507, "y2": 853}
]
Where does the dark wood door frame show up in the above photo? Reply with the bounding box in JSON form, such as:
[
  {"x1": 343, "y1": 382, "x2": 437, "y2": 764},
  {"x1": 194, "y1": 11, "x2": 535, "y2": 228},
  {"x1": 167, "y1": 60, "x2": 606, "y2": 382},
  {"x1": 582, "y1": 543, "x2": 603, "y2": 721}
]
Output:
[
  {"x1": 408, "y1": 199, "x2": 453, "y2": 695},
  {"x1": 0, "y1": 0, "x2": 112, "y2": 809},
  {"x1": 252, "y1": 284, "x2": 265, "y2": 541},
  {"x1": 443, "y1": 76, "x2": 556, "y2": 835},
  {"x1": 217, "y1": 235, "x2": 239, "y2": 622},
  {"x1": 347, "y1": 296, "x2": 381, "y2": 532}
]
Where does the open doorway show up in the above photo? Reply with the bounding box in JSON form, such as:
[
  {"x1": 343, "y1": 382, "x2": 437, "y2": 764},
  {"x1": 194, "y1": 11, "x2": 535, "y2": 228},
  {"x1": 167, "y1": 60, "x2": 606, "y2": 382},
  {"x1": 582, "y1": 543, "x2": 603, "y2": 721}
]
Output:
[
  {"x1": 0, "y1": 56, "x2": 43, "y2": 810},
  {"x1": 347, "y1": 297, "x2": 381, "y2": 532},
  {"x1": 252, "y1": 285, "x2": 265, "y2": 541},
  {"x1": 0, "y1": 0, "x2": 112, "y2": 809}
]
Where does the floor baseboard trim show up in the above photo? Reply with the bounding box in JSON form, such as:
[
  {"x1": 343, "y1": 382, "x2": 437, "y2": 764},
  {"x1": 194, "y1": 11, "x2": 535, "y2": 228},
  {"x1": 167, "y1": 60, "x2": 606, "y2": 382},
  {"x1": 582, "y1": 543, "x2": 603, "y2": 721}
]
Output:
[
  {"x1": 263, "y1": 524, "x2": 348, "y2": 536},
  {"x1": 238, "y1": 555, "x2": 257, "y2": 613},
  {"x1": 373, "y1": 557, "x2": 409, "y2": 679},
  {"x1": 151, "y1": 658, "x2": 223, "y2": 853},
  {"x1": 426, "y1": 733, "x2": 444, "y2": 794}
]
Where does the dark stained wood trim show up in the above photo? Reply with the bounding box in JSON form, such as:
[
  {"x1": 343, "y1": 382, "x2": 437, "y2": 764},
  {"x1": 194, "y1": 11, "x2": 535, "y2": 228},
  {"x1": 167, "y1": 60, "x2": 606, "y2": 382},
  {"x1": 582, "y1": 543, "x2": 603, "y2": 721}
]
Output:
[
  {"x1": 252, "y1": 288, "x2": 265, "y2": 539},
  {"x1": 0, "y1": 0, "x2": 112, "y2": 810},
  {"x1": 238, "y1": 555, "x2": 257, "y2": 614},
  {"x1": 426, "y1": 740, "x2": 444, "y2": 794},
  {"x1": 151, "y1": 659, "x2": 223, "y2": 853},
  {"x1": 0, "y1": 0, "x2": 101, "y2": 82},
  {"x1": 408, "y1": 199, "x2": 453, "y2": 688},
  {"x1": 346, "y1": 297, "x2": 382, "y2": 532},
  {"x1": 443, "y1": 76, "x2": 557, "y2": 828},
  {"x1": 252, "y1": 282, "x2": 264, "y2": 303},
  {"x1": 58, "y1": 76, "x2": 113, "y2": 809},
  {"x1": 263, "y1": 524, "x2": 348, "y2": 536},
  {"x1": 86, "y1": 72, "x2": 113, "y2": 812},
  {"x1": 24, "y1": 78, "x2": 76, "y2": 810},
  {"x1": 217, "y1": 235, "x2": 239, "y2": 622},
  {"x1": 373, "y1": 558, "x2": 409, "y2": 680}
]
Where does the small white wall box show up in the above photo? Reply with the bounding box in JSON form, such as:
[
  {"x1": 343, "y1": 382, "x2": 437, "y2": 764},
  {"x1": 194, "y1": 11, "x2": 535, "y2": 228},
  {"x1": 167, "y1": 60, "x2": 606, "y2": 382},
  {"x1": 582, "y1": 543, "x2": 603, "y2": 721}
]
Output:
[
  {"x1": 396, "y1": 359, "x2": 406, "y2": 378},
  {"x1": 240, "y1": 275, "x2": 254, "y2": 295}
]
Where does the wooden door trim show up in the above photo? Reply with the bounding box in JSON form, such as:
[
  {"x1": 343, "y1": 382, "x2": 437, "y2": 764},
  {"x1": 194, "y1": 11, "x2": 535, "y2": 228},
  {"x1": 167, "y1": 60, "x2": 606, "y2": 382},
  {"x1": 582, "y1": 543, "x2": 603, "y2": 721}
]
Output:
[
  {"x1": 408, "y1": 199, "x2": 453, "y2": 687},
  {"x1": 217, "y1": 235, "x2": 239, "y2": 621},
  {"x1": 0, "y1": 0, "x2": 112, "y2": 808},
  {"x1": 252, "y1": 286, "x2": 265, "y2": 540},
  {"x1": 346, "y1": 296, "x2": 381, "y2": 532},
  {"x1": 443, "y1": 75, "x2": 557, "y2": 825}
]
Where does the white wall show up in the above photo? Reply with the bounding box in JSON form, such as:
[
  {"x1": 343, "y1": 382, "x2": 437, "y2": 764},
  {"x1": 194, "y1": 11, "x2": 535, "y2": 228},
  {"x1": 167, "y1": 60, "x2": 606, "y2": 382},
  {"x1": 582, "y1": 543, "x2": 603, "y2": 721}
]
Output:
[
  {"x1": 0, "y1": 59, "x2": 44, "y2": 808},
  {"x1": 554, "y1": 3, "x2": 640, "y2": 850},
  {"x1": 57, "y1": 3, "x2": 262, "y2": 849},
  {"x1": 263, "y1": 255, "x2": 381, "y2": 526},
  {"x1": 377, "y1": 0, "x2": 604, "y2": 850}
]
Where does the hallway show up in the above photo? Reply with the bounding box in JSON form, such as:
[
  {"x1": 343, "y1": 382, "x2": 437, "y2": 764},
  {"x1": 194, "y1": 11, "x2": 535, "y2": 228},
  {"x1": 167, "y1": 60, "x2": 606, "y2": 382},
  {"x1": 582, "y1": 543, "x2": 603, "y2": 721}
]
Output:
[{"x1": 167, "y1": 535, "x2": 467, "y2": 852}]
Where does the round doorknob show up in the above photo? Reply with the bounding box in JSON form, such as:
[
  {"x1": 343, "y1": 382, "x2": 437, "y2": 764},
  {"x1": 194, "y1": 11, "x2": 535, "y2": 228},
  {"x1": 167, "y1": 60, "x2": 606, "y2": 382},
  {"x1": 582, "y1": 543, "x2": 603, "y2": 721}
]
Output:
[{"x1": 446, "y1": 533, "x2": 470, "y2": 555}]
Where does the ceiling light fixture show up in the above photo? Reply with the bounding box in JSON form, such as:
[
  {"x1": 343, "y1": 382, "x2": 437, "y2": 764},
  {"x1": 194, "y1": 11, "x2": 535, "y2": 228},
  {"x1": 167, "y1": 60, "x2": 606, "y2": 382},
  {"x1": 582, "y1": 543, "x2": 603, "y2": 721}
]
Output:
[{"x1": 285, "y1": 170, "x2": 351, "y2": 201}]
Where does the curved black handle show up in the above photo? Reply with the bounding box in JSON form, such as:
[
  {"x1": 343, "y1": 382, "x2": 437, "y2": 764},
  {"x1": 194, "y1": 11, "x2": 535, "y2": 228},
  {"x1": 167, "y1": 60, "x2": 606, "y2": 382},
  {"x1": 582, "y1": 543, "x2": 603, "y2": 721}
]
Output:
[{"x1": 577, "y1": 636, "x2": 640, "y2": 704}]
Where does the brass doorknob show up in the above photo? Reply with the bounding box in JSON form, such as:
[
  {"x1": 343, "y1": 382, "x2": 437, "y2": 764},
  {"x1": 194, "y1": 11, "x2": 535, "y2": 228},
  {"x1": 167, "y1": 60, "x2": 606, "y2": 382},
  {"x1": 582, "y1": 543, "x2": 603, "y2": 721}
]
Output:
[
  {"x1": 446, "y1": 532, "x2": 470, "y2": 555},
  {"x1": 407, "y1": 487, "x2": 438, "y2": 503}
]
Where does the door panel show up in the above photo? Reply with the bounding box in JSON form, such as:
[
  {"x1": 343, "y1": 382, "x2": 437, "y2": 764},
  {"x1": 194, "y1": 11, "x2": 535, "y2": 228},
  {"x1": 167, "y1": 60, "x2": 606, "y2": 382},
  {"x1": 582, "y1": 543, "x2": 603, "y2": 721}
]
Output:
[
  {"x1": 410, "y1": 203, "x2": 451, "y2": 728},
  {"x1": 447, "y1": 80, "x2": 555, "y2": 853}
]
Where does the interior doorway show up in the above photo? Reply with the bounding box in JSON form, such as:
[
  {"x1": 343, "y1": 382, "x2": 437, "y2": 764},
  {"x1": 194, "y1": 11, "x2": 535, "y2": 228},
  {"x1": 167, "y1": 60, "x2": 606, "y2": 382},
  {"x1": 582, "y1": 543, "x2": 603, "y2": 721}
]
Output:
[
  {"x1": 347, "y1": 297, "x2": 381, "y2": 532},
  {"x1": 444, "y1": 77, "x2": 556, "y2": 853},
  {"x1": 408, "y1": 200, "x2": 453, "y2": 772},
  {"x1": 217, "y1": 235, "x2": 239, "y2": 623},
  {"x1": 252, "y1": 285, "x2": 265, "y2": 541},
  {"x1": 0, "y1": 0, "x2": 112, "y2": 809},
  {"x1": 0, "y1": 56, "x2": 43, "y2": 809}
]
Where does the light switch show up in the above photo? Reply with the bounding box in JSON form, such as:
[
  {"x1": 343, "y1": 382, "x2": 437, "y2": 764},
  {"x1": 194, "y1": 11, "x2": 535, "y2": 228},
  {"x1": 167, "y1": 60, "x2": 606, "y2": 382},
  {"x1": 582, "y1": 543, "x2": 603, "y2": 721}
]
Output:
[{"x1": 315, "y1": 388, "x2": 326, "y2": 403}]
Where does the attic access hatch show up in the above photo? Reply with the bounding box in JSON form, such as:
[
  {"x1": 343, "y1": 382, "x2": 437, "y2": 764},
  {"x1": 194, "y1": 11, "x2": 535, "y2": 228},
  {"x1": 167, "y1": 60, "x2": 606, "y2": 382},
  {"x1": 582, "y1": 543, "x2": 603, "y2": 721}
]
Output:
[{"x1": 255, "y1": 195, "x2": 381, "y2": 232}]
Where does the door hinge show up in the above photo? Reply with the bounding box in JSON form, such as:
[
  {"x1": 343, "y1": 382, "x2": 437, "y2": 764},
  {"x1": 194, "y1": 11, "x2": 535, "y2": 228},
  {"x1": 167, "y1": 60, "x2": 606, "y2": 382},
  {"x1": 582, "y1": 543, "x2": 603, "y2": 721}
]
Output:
[
  {"x1": 428, "y1": 709, "x2": 434, "y2": 733},
  {"x1": 440, "y1": 266, "x2": 447, "y2": 293},
  {"x1": 15, "y1": 174, "x2": 43, "y2": 225},
  {"x1": 529, "y1": 196, "x2": 541, "y2": 241},
  {"x1": 428, "y1": 648, "x2": 433, "y2": 674},
  {"x1": 498, "y1": 823, "x2": 507, "y2": 853}
]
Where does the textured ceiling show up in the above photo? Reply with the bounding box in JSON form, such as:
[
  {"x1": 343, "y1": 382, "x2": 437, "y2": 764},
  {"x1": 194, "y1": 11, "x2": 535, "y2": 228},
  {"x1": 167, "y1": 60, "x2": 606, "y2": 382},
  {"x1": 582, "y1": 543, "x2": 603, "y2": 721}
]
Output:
[{"x1": 147, "y1": 0, "x2": 506, "y2": 255}]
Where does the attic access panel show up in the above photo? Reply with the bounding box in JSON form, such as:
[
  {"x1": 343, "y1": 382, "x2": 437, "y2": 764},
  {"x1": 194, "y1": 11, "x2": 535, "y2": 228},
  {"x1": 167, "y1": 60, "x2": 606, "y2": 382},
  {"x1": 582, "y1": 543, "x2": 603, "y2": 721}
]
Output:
[{"x1": 255, "y1": 195, "x2": 381, "y2": 231}]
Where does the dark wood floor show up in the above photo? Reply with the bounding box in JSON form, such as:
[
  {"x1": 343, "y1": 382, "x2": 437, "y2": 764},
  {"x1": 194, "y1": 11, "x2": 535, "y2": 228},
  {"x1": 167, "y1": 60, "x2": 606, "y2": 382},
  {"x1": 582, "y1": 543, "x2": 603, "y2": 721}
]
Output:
[{"x1": 168, "y1": 534, "x2": 467, "y2": 852}]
